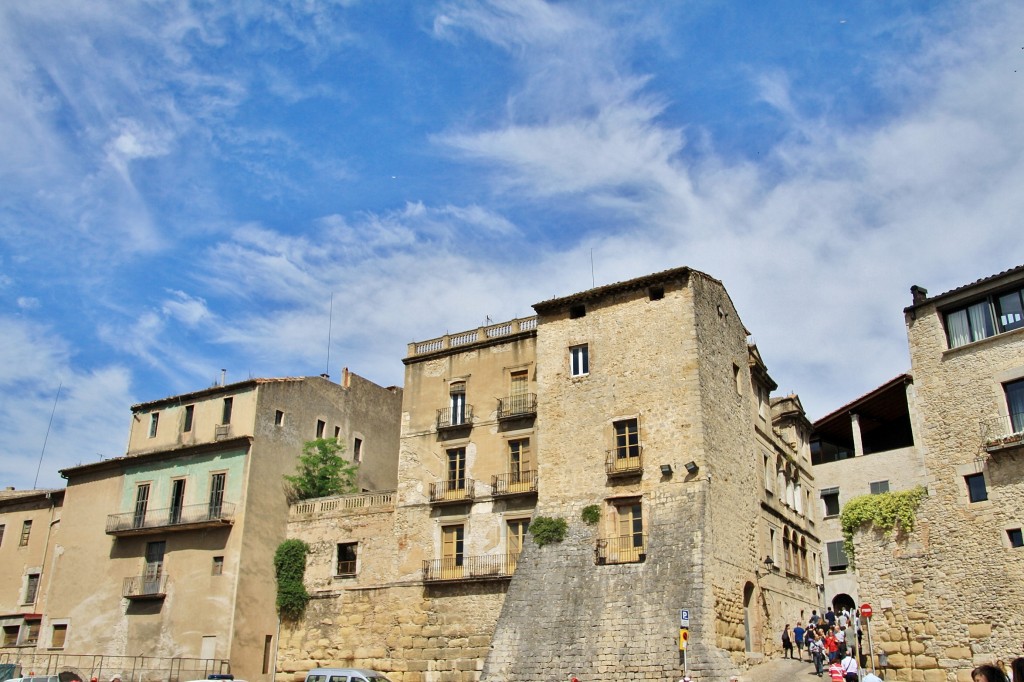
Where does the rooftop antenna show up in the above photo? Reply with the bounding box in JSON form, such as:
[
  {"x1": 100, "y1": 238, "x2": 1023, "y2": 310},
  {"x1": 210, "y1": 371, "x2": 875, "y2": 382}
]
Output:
[
  {"x1": 34, "y1": 381, "x2": 62, "y2": 489},
  {"x1": 590, "y1": 248, "x2": 595, "y2": 288},
  {"x1": 325, "y1": 292, "x2": 334, "y2": 377}
]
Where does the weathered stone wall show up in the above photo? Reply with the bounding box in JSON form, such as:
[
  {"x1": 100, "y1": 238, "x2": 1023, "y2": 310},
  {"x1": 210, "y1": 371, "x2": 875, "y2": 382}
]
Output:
[{"x1": 845, "y1": 282, "x2": 1024, "y2": 682}]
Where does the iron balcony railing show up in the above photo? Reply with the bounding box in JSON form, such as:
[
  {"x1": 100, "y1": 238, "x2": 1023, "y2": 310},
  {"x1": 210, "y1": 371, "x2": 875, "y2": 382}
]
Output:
[
  {"x1": 422, "y1": 553, "x2": 520, "y2": 582},
  {"x1": 106, "y1": 502, "x2": 236, "y2": 534},
  {"x1": 123, "y1": 573, "x2": 168, "y2": 599},
  {"x1": 980, "y1": 412, "x2": 1024, "y2": 450},
  {"x1": 497, "y1": 393, "x2": 537, "y2": 419},
  {"x1": 429, "y1": 478, "x2": 476, "y2": 503},
  {"x1": 605, "y1": 447, "x2": 644, "y2": 475},
  {"x1": 491, "y1": 470, "x2": 538, "y2": 496},
  {"x1": 436, "y1": 405, "x2": 474, "y2": 429},
  {"x1": 595, "y1": 534, "x2": 648, "y2": 565}
]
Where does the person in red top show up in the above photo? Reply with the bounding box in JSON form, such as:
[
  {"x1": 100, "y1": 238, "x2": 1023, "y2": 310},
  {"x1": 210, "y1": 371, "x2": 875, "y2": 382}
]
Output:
[
  {"x1": 829, "y1": 659, "x2": 845, "y2": 682},
  {"x1": 825, "y1": 630, "x2": 839, "y2": 662}
]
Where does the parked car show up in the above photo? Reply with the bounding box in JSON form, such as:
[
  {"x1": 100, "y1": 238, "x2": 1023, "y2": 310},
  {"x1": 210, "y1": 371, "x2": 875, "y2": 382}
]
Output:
[{"x1": 305, "y1": 668, "x2": 394, "y2": 682}]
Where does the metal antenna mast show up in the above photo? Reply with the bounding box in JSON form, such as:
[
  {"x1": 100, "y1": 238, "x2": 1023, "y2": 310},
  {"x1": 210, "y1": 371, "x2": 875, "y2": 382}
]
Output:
[
  {"x1": 325, "y1": 292, "x2": 334, "y2": 376},
  {"x1": 34, "y1": 382, "x2": 62, "y2": 489}
]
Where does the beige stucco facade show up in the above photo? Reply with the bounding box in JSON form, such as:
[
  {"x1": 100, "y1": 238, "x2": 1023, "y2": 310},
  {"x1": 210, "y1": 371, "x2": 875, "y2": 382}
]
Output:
[
  {"x1": 843, "y1": 266, "x2": 1024, "y2": 681},
  {"x1": 279, "y1": 267, "x2": 821, "y2": 682},
  {"x1": 1, "y1": 373, "x2": 401, "y2": 682}
]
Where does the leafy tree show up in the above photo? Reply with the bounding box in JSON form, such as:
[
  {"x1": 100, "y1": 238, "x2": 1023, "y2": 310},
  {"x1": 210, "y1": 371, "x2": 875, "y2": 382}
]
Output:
[{"x1": 284, "y1": 438, "x2": 358, "y2": 501}]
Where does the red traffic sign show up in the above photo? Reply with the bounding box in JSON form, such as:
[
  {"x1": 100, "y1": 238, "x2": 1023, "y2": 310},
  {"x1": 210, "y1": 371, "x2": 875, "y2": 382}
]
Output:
[{"x1": 860, "y1": 603, "x2": 873, "y2": 618}]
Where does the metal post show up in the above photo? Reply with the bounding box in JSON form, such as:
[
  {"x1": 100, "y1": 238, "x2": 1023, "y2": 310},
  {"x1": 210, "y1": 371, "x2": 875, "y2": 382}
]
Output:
[{"x1": 865, "y1": 615, "x2": 874, "y2": 680}]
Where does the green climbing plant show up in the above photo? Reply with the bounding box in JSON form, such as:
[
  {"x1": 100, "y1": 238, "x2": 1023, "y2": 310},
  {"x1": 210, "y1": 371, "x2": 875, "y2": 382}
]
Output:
[
  {"x1": 581, "y1": 504, "x2": 601, "y2": 525},
  {"x1": 274, "y1": 539, "x2": 310, "y2": 622},
  {"x1": 840, "y1": 486, "x2": 927, "y2": 566},
  {"x1": 529, "y1": 516, "x2": 568, "y2": 546}
]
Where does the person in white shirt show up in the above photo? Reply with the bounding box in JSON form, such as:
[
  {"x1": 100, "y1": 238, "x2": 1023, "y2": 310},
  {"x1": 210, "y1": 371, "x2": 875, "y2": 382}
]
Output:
[
  {"x1": 862, "y1": 671, "x2": 882, "y2": 682},
  {"x1": 840, "y1": 652, "x2": 859, "y2": 682}
]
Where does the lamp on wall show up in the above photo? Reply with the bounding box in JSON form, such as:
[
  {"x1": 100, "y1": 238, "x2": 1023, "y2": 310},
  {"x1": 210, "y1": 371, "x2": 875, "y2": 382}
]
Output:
[
  {"x1": 684, "y1": 461, "x2": 699, "y2": 475},
  {"x1": 660, "y1": 463, "x2": 673, "y2": 476},
  {"x1": 764, "y1": 555, "x2": 775, "y2": 571}
]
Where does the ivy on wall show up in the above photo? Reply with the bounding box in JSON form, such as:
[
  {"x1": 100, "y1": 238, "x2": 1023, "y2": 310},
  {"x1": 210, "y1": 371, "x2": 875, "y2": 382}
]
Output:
[
  {"x1": 274, "y1": 539, "x2": 311, "y2": 622},
  {"x1": 840, "y1": 486, "x2": 927, "y2": 566},
  {"x1": 529, "y1": 516, "x2": 568, "y2": 546}
]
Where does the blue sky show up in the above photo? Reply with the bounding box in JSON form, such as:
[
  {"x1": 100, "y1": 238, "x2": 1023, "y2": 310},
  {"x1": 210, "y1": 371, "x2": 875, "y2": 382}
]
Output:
[{"x1": 3, "y1": 0, "x2": 1023, "y2": 489}]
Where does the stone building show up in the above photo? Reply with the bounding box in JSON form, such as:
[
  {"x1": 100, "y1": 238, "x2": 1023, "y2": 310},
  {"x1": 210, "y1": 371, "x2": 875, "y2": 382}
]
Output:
[
  {"x1": 4, "y1": 372, "x2": 401, "y2": 682},
  {"x1": 0, "y1": 489, "x2": 63, "y2": 651},
  {"x1": 846, "y1": 265, "x2": 1024, "y2": 681},
  {"x1": 279, "y1": 267, "x2": 821, "y2": 682},
  {"x1": 809, "y1": 374, "x2": 929, "y2": 612}
]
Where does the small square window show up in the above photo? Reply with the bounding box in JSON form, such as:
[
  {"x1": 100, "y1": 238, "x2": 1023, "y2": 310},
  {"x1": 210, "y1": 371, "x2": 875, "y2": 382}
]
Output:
[
  {"x1": 570, "y1": 344, "x2": 589, "y2": 377},
  {"x1": 274, "y1": 410, "x2": 284, "y2": 426},
  {"x1": 149, "y1": 412, "x2": 159, "y2": 438},
  {"x1": 821, "y1": 489, "x2": 840, "y2": 517},
  {"x1": 965, "y1": 473, "x2": 988, "y2": 503},
  {"x1": 1008, "y1": 528, "x2": 1024, "y2": 548},
  {"x1": 569, "y1": 304, "x2": 586, "y2": 319},
  {"x1": 870, "y1": 480, "x2": 890, "y2": 495},
  {"x1": 2, "y1": 626, "x2": 18, "y2": 647},
  {"x1": 316, "y1": 420, "x2": 326, "y2": 438},
  {"x1": 648, "y1": 286, "x2": 664, "y2": 301},
  {"x1": 212, "y1": 556, "x2": 224, "y2": 575}
]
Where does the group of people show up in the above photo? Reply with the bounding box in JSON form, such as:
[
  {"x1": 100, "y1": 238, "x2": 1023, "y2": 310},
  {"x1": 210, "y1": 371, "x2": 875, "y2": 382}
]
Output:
[
  {"x1": 972, "y1": 659, "x2": 1024, "y2": 682},
  {"x1": 781, "y1": 607, "x2": 869, "y2": 680}
]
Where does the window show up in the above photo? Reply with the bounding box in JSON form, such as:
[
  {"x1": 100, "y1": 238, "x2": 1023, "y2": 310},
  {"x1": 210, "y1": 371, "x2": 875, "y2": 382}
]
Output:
[
  {"x1": 221, "y1": 397, "x2": 233, "y2": 425},
  {"x1": 183, "y1": 405, "x2": 194, "y2": 433},
  {"x1": 441, "y1": 525, "x2": 464, "y2": 578},
  {"x1": 1005, "y1": 379, "x2": 1024, "y2": 434},
  {"x1": 24, "y1": 572, "x2": 40, "y2": 604},
  {"x1": 569, "y1": 304, "x2": 586, "y2": 319},
  {"x1": 945, "y1": 285, "x2": 1024, "y2": 348},
  {"x1": 263, "y1": 635, "x2": 273, "y2": 675},
  {"x1": 334, "y1": 426, "x2": 341, "y2": 439},
  {"x1": 22, "y1": 621, "x2": 39, "y2": 645},
  {"x1": 2, "y1": 626, "x2": 18, "y2": 646},
  {"x1": 648, "y1": 285, "x2": 664, "y2": 301},
  {"x1": 0, "y1": 524, "x2": 5, "y2": 547},
  {"x1": 20, "y1": 520, "x2": 31, "y2": 546},
  {"x1": 613, "y1": 419, "x2": 640, "y2": 460},
  {"x1": 870, "y1": 480, "x2": 890, "y2": 495},
  {"x1": 508, "y1": 438, "x2": 532, "y2": 479},
  {"x1": 449, "y1": 382, "x2": 467, "y2": 425},
  {"x1": 149, "y1": 412, "x2": 159, "y2": 438},
  {"x1": 570, "y1": 344, "x2": 589, "y2": 376},
  {"x1": 1008, "y1": 528, "x2": 1024, "y2": 548},
  {"x1": 336, "y1": 542, "x2": 358, "y2": 576},
  {"x1": 316, "y1": 420, "x2": 326, "y2": 438},
  {"x1": 734, "y1": 363, "x2": 742, "y2": 395},
  {"x1": 209, "y1": 473, "x2": 226, "y2": 517},
  {"x1": 274, "y1": 410, "x2": 284, "y2": 426},
  {"x1": 170, "y1": 479, "x2": 186, "y2": 524},
  {"x1": 144, "y1": 541, "x2": 166, "y2": 593},
  {"x1": 133, "y1": 484, "x2": 150, "y2": 528},
  {"x1": 965, "y1": 473, "x2": 988, "y2": 503},
  {"x1": 820, "y1": 488, "x2": 840, "y2": 517},
  {"x1": 826, "y1": 540, "x2": 849, "y2": 573},
  {"x1": 614, "y1": 501, "x2": 645, "y2": 562},
  {"x1": 446, "y1": 448, "x2": 466, "y2": 489},
  {"x1": 50, "y1": 623, "x2": 67, "y2": 649},
  {"x1": 353, "y1": 438, "x2": 363, "y2": 463},
  {"x1": 507, "y1": 519, "x2": 529, "y2": 571},
  {"x1": 212, "y1": 556, "x2": 224, "y2": 575}
]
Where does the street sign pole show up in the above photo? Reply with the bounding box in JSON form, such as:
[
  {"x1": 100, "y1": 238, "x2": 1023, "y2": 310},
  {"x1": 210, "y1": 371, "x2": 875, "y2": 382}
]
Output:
[
  {"x1": 861, "y1": 604, "x2": 875, "y2": 675},
  {"x1": 680, "y1": 609, "x2": 690, "y2": 675}
]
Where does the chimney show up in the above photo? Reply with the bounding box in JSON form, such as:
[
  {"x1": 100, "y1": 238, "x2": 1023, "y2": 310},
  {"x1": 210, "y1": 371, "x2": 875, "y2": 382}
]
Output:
[
  {"x1": 342, "y1": 367, "x2": 351, "y2": 389},
  {"x1": 220, "y1": 369, "x2": 227, "y2": 386},
  {"x1": 910, "y1": 285, "x2": 928, "y2": 305}
]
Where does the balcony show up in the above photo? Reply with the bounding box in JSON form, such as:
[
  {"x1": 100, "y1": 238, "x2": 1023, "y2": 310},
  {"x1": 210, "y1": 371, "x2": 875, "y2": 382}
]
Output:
[
  {"x1": 595, "y1": 535, "x2": 648, "y2": 565},
  {"x1": 605, "y1": 447, "x2": 644, "y2": 477},
  {"x1": 106, "y1": 502, "x2": 236, "y2": 536},
  {"x1": 981, "y1": 413, "x2": 1024, "y2": 453},
  {"x1": 436, "y1": 406, "x2": 474, "y2": 431},
  {"x1": 422, "y1": 553, "x2": 519, "y2": 583},
  {"x1": 497, "y1": 393, "x2": 537, "y2": 420},
  {"x1": 123, "y1": 574, "x2": 168, "y2": 600},
  {"x1": 429, "y1": 478, "x2": 476, "y2": 505},
  {"x1": 491, "y1": 470, "x2": 538, "y2": 497}
]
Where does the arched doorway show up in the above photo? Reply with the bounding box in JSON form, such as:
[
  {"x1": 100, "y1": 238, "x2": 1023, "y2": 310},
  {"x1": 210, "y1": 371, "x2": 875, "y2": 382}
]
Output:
[
  {"x1": 832, "y1": 592, "x2": 856, "y2": 614},
  {"x1": 743, "y1": 582, "x2": 756, "y2": 652}
]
